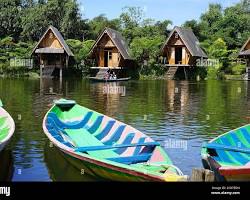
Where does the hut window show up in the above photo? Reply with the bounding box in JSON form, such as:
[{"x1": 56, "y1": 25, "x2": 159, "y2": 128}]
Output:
[
  {"x1": 109, "y1": 52, "x2": 112, "y2": 60},
  {"x1": 49, "y1": 33, "x2": 54, "y2": 39},
  {"x1": 175, "y1": 33, "x2": 179, "y2": 39}
]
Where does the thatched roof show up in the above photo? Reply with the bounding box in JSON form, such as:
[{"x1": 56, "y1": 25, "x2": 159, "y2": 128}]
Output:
[
  {"x1": 32, "y1": 25, "x2": 74, "y2": 56},
  {"x1": 239, "y1": 37, "x2": 250, "y2": 57},
  {"x1": 90, "y1": 27, "x2": 132, "y2": 60},
  {"x1": 162, "y1": 26, "x2": 207, "y2": 58}
]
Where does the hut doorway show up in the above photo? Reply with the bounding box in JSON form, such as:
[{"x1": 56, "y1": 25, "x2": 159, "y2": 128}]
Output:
[
  {"x1": 175, "y1": 47, "x2": 182, "y2": 64},
  {"x1": 104, "y1": 49, "x2": 112, "y2": 67}
]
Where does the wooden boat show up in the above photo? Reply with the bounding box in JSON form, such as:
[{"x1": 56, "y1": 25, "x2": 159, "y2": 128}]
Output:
[
  {"x1": 89, "y1": 77, "x2": 131, "y2": 82},
  {"x1": 0, "y1": 100, "x2": 15, "y2": 152},
  {"x1": 43, "y1": 99, "x2": 187, "y2": 181},
  {"x1": 201, "y1": 124, "x2": 250, "y2": 181}
]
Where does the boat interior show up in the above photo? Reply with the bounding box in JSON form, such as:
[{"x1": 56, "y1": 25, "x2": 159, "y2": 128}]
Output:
[
  {"x1": 204, "y1": 126, "x2": 250, "y2": 167},
  {"x1": 45, "y1": 104, "x2": 167, "y2": 165}
]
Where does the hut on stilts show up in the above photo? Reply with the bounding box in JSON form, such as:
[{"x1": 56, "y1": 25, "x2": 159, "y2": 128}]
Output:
[
  {"x1": 89, "y1": 27, "x2": 134, "y2": 79},
  {"x1": 239, "y1": 37, "x2": 250, "y2": 80},
  {"x1": 31, "y1": 25, "x2": 74, "y2": 79},
  {"x1": 161, "y1": 26, "x2": 207, "y2": 80}
]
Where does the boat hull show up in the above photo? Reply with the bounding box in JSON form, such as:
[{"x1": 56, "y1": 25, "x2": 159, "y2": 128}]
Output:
[
  {"x1": 89, "y1": 77, "x2": 131, "y2": 82},
  {"x1": 202, "y1": 156, "x2": 250, "y2": 181},
  {"x1": 60, "y1": 148, "x2": 152, "y2": 181},
  {"x1": 0, "y1": 107, "x2": 15, "y2": 152},
  {"x1": 201, "y1": 123, "x2": 250, "y2": 182}
]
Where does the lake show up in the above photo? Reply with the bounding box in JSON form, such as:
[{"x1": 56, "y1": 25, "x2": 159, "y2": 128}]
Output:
[{"x1": 0, "y1": 78, "x2": 250, "y2": 181}]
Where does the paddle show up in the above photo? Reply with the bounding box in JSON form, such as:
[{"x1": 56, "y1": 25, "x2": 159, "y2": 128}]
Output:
[
  {"x1": 75, "y1": 141, "x2": 160, "y2": 152},
  {"x1": 203, "y1": 143, "x2": 250, "y2": 154}
]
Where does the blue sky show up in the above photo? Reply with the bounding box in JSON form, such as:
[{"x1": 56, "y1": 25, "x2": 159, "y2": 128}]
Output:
[{"x1": 78, "y1": 0, "x2": 240, "y2": 26}]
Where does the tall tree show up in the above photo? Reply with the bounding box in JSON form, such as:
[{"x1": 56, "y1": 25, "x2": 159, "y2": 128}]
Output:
[
  {"x1": 88, "y1": 14, "x2": 121, "y2": 39},
  {"x1": 61, "y1": 0, "x2": 84, "y2": 39},
  {"x1": 0, "y1": 0, "x2": 22, "y2": 40}
]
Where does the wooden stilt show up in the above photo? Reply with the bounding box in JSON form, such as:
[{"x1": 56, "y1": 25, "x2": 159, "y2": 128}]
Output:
[
  {"x1": 59, "y1": 67, "x2": 62, "y2": 83},
  {"x1": 184, "y1": 67, "x2": 188, "y2": 80},
  {"x1": 204, "y1": 169, "x2": 215, "y2": 182},
  {"x1": 191, "y1": 168, "x2": 215, "y2": 182},
  {"x1": 191, "y1": 168, "x2": 205, "y2": 181}
]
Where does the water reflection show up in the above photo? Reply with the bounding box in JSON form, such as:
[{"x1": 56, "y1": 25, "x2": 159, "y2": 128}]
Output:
[
  {"x1": 1, "y1": 78, "x2": 250, "y2": 180},
  {"x1": 44, "y1": 142, "x2": 96, "y2": 181},
  {"x1": 0, "y1": 150, "x2": 14, "y2": 181}
]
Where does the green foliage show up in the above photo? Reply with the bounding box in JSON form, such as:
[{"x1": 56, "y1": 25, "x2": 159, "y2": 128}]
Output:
[
  {"x1": 0, "y1": 1, "x2": 249, "y2": 78},
  {"x1": 88, "y1": 14, "x2": 121, "y2": 39},
  {"x1": 0, "y1": 36, "x2": 34, "y2": 75},
  {"x1": 130, "y1": 36, "x2": 165, "y2": 76},
  {"x1": 0, "y1": 0, "x2": 22, "y2": 40},
  {"x1": 66, "y1": 39, "x2": 95, "y2": 64},
  {"x1": 231, "y1": 64, "x2": 246, "y2": 75},
  {"x1": 207, "y1": 38, "x2": 228, "y2": 59}
]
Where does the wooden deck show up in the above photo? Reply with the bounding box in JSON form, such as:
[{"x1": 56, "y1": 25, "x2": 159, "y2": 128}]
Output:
[
  {"x1": 90, "y1": 67, "x2": 122, "y2": 69},
  {"x1": 164, "y1": 64, "x2": 191, "y2": 67}
]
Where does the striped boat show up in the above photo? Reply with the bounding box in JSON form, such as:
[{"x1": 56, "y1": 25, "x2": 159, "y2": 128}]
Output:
[
  {"x1": 43, "y1": 99, "x2": 187, "y2": 181},
  {"x1": 201, "y1": 125, "x2": 250, "y2": 181},
  {"x1": 0, "y1": 100, "x2": 15, "y2": 152}
]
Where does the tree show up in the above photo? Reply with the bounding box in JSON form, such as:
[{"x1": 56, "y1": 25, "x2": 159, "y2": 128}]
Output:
[
  {"x1": 199, "y1": 4, "x2": 223, "y2": 41},
  {"x1": 88, "y1": 14, "x2": 121, "y2": 39},
  {"x1": 130, "y1": 36, "x2": 164, "y2": 75},
  {"x1": 20, "y1": 4, "x2": 48, "y2": 41},
  {"x1": 120, "y1": 7, "x2": 145, "y2": 43},
  {"x1": 183, "y1": 20, "x2": 201, "y2": 40},
  {"x1": 0, "y1": 0, "x2": 22, "y2": 41},
  {"x1": 208, "y1": 38, "x2": 228, "y2": 59},
  {"x1": 61, "y1": 0, "x2": 86, "y2": 40},
  {"x1": 120, "y1": 7, "x2": 144, "y2": 29}
]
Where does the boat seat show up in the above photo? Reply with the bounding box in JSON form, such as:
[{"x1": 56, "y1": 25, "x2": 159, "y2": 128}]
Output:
[
  {"x1": 64, "y1": 128, "x2": 119, "y2": 158},
  {"x1": 107, "y1": 154, "x2": 152, "y2": 164},
  {"x1": 75, "y1": 141, "x2": 160, "y2": 152},
  {"x1": 114, "y1": 133, "x2": 135, "y2": 154},
  {"x1": 95, "y1": 120, "x2": 116, "y2": 140},
  {"x1": 47, "y1": 111, "x2": 93, "y2": 129}
]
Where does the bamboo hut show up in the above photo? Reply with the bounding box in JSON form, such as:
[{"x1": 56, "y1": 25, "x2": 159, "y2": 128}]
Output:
[
  {"x1": 161, "y1": 26, "x2": 207, "y2": 79},
  {"x1": 31, "y1": 25, "x2": 74, "y2": 79},
  {"x1": 89, "y1": 28, "x2": 133, "y2": 79},
  {"x1": 239, "y1": 37, "x2": 250, "y2": 79}
]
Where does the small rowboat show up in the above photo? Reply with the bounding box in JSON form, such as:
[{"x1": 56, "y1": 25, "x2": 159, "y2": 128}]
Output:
[
  {"x1": 0, "y1": 100, "x2": 15, "y2": 152},
  {"x1": 89, "y1": 77, "x2": 131, "y2": 82},
  {"x1": 43, "y1": 99, "x2": 187, "y2": 181},
  {"x1": 201, "y1": 125, "x2": 250, "y2": 181}
]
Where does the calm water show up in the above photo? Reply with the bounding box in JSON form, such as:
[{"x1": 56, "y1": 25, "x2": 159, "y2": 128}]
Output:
[{"x1": 1, "y1": 78, "x2": 250, "y2": 181}]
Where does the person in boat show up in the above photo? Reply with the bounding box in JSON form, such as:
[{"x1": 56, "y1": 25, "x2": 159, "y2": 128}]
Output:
[
  {"x1": 104, "y1": 71, "x2": 109, "y2": 80},
  {"x1": 109, "y1": 70, "x2": 114, "y2": 80},
  {"x1": 113, "y1": 72, "x2": 117, "y2": 80}
]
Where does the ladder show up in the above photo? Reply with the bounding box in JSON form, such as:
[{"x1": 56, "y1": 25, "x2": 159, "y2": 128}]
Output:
[
  {"x1": 42, "y1": 66, "x2": 56, "y2": 78},
  {"x1": 95, "y1": 68, "x2": 109, "y2": 79},
  {"x1": 165, "y1": 66, "x2": 178, "y2": 80}
]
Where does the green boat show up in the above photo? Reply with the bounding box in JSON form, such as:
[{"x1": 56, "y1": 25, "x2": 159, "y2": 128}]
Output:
[
  {"x1": 202, "y1": 124, "x2": 250, "y2": 181},
  {"x1": 0, "y1": 100, "x2": 15, "y2": 152},
  {"x1": 43, "y1": 99, "x2": 187, "y2": 181}
]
